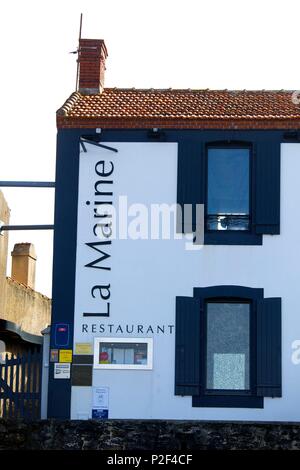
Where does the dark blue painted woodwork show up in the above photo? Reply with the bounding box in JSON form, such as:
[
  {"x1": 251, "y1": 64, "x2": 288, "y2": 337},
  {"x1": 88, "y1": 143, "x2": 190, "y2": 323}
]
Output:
[
  {"x1": 175, "y1": 296, "x2": 201, "y2": 396},
  {"x1": 254, "y1": 141, "x2": 281, "y2": 234},
  {"x1": 48, "y1": 131, "x2": 80, "y2": 419},
  {"x1": 257, "y1": 298, "x2": 282, "y2": 397}
]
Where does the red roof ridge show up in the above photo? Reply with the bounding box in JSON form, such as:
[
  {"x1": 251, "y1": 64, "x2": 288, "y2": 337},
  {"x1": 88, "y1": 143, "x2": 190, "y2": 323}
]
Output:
[{"x1": 104, "y1": 87, "x2": 295, "y2": 93}]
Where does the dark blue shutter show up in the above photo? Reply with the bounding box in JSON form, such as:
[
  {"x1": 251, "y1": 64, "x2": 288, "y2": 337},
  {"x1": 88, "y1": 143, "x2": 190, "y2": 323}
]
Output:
[
  {"x1": 254, "y1": 142, "x2": 280, "y2": 234},
  {"x1": 256, "y1": 297, "x2": 282, "y2": 397},
  {"x1": 175, "y1": 296, "x2": 201, "y2": 396},
  {"x1": 177, "y1": 141, "x2": 204, "y2": 233}
]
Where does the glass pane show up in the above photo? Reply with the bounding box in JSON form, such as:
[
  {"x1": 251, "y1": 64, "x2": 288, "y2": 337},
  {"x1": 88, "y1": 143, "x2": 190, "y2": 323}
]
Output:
[
  {"x1": 99, "y1": 342, "x2": 148, "y2": 365},
  {"x1": 206, "y1": 302, "x2": 250, "y2": 390},
  {"x1": 206, "y1": 214, "x2": 249, "y2": 231},
  {"x1": 207, "y1": 147, "x2": 250, "y2": 219}
]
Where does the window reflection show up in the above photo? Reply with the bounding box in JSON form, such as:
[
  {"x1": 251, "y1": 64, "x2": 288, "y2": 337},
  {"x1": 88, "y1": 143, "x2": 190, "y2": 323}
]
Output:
[{"x1": 207, "y1": 147, "x2": 250, "y2": 231}]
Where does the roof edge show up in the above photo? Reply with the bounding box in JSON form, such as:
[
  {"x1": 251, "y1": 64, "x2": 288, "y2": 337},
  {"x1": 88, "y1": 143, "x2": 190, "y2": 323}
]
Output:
[
  {"x1": 6, "y1": 276, "x2": 51, "y2": 301},
  {"x1": 57, "y1": 92, "x2": 82, "y2": 116},
  {"x1": 56, "y1": 115, "x2": 300, "y2": 130},
  {"x1": 0, "y1": 318, "x2": 43, "y2": 344}
]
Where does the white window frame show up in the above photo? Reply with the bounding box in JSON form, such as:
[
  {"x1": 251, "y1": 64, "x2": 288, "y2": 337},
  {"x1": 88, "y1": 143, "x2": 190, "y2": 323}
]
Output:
[{"x1": 93, "y1": 337, "x2": 153, "y2": 370}]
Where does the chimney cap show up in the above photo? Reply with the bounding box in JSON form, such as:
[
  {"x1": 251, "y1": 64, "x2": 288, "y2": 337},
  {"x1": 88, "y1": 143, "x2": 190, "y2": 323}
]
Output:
[
  {"x1": 11, "y1": 243, "x2": 37, "y2": 260},
  {"x1": 79, "y1": 38, "x2": 108, "y2": 57}
]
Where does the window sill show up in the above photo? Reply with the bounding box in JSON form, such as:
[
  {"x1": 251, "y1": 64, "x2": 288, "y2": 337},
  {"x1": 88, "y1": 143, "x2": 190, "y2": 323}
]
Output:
[
  {"x1": 192, "y1": 395, "x2": 264, "y2": 408},
  {"x1": 204, "y1": 231, "x2": 262, "y2": 246}
]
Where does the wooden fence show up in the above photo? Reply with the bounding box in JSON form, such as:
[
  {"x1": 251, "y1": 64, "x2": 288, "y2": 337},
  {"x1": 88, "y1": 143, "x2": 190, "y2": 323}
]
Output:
[{"x1": 0, "y1": 349, "x2": 42, "y2": 419}]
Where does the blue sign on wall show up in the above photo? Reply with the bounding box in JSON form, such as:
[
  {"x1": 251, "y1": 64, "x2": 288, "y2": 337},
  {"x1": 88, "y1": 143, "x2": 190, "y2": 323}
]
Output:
[
  {"x1": 92, "y1": 408, "x2": 109, "y2": 419},
  {"x1": 54, "y1": 323, "x2": 70, "y2": 347}
]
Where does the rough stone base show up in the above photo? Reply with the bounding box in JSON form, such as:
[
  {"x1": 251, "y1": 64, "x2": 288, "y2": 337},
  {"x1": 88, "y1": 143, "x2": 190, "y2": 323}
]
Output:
[{"x1": 0, "y1": 419, "x2": 300, "y2": 450}]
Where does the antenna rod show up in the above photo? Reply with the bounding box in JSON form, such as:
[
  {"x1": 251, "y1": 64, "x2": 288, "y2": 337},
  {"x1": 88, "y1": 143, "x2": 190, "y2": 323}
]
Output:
[{"x1": 75, "y1": 13, "x2": 83, "y2": 91}]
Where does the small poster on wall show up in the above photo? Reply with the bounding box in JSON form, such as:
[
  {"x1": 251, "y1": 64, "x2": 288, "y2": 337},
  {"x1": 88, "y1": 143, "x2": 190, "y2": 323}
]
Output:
[
  {"x1": 93, "y1": 386, "x2": 109, "y2": 408},
  {"x1": 59, "y1": 349, "x2": 73, "y2": 363},
  {"x1": 54, "y1": 363, "x2": 71, "y2": 379},
  {"x1": 92, "y1": 386, "x2": 109, "y2": 419}
]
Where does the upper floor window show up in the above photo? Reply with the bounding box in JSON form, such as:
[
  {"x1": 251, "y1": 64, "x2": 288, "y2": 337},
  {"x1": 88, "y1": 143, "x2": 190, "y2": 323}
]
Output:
[
  {"x1": 177, "y1": 137, "x2": 280, "y2": 245},
  {"x1": 206, "y1": 146, "x2": 250, "y2": 231}
]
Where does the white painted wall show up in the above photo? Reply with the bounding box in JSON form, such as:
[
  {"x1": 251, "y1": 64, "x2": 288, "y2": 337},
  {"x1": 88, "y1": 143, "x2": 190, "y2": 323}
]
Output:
[{"x1": 71, "y1": 142, "x2": 300, "y2": 421}]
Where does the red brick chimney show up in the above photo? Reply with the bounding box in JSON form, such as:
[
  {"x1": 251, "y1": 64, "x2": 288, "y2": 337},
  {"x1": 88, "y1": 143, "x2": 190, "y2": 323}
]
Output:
[{"x1": 78, "y1": 39, "x2": 108, "y2": 95}]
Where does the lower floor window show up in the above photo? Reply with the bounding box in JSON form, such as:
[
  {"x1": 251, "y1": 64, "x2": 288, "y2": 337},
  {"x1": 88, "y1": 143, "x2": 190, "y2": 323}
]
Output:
[
  {"x1": 206, "y1": 301, "x2": 250, "y2": 391},
  {"x1": 175, "y1": 286, "x2": 282, "y2": 408}
]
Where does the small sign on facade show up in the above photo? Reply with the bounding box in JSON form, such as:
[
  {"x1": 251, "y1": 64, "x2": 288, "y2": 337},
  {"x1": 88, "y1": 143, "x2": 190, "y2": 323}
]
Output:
[
  {"x1": 75, "y1": 343, "x2": 93, "y2": 355},
  {"x1": 54, "y1": 323, "x2": 70, "y2": 347},
  {"x1": 50, "y1": 349, "x2": 59, "y2": 362},
  {"x1": 54, "y1": 363, "x2": 71, "y2": 379},
  {"x1": 92, "y1": 409, "x2": 108, "y2": 419},
  {"x1": 59, "y1": 349, "x2": 73, "y2": 363}
]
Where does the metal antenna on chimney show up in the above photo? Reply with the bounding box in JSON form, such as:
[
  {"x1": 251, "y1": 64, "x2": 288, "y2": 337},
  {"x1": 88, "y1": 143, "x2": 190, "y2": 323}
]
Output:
[{"x1": 75, "y1": 13, "x2": 83, "y2": 91}]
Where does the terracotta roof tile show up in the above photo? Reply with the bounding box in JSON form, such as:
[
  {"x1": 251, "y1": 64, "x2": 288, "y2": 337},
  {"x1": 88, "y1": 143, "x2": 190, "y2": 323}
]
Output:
[{"x1": 56, "y1": 88, "x2": 300, "y2": 129}]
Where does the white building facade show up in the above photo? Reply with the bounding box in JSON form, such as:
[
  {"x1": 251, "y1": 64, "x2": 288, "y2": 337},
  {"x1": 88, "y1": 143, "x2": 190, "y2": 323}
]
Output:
[{"x1": 48, "y1": 39, "x2": 300, "y2": 421}]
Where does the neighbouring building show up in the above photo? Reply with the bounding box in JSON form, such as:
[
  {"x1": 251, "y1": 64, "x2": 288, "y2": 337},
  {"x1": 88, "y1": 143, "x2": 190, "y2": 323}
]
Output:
[
  {"x1": 0, "y1": 190, "x2": 51, "y2": 360},
  {"x1": 48, "y1": 38, "x2": 300, "y2": 421}
]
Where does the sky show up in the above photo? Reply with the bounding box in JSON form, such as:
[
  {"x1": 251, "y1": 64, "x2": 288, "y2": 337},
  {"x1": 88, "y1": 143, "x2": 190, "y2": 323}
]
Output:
[{"x1": 0, "y1": 0, "x2": 300, "y2": 297}]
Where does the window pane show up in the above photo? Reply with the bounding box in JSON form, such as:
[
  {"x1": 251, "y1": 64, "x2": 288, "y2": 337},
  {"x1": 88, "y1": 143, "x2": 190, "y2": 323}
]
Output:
[
  {"x1": 206, "y1": 302, "x2": 250, "y2": 390},
  {"x1": 99, "y1": 342, "x2": 148, "y2": 365},
  {"x1": 207, "y1": 148, "x2": 250, "y2": 230}
]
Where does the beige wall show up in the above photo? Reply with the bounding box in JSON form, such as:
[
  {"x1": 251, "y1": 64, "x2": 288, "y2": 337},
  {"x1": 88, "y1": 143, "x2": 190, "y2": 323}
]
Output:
[
  {"x1": 3, "y1": 278, "x2": 51, "y2": 336},
  {"x1": 0, "y1": 191, "x2": 10, "y2": 316},
  {"x1": 0, "y1": 190, "x2": 51, "y2": 337}
]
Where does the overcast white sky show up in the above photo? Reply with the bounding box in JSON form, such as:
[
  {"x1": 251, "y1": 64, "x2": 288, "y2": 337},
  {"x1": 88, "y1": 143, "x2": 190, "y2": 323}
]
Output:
[{"x1": 0, "y1": 0, "x2": 299, "y2": 297}]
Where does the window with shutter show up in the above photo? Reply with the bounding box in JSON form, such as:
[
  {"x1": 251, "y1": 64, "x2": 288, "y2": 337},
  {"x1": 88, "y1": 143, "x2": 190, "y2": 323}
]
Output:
[
  {"x1": 175, "y1": 286, "x2": 282, "y2": 408},
  {"x1": 176, "y1": 137, "x2": 280, "y2": 244}
]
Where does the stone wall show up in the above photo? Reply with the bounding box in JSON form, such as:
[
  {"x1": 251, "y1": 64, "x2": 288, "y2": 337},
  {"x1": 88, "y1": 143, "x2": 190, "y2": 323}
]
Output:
[
  {"x1": 0, "y1": 419, "x2": 300, "y2": 450},
  {"x1": 3, "y1": 277, "x2": 50, "y2": 336}
]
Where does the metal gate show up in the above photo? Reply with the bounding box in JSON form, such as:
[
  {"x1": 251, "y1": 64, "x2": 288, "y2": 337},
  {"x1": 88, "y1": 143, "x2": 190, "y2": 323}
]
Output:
[{"x1": 0, "y1": 349, "x2": 42, "y2": 419}]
